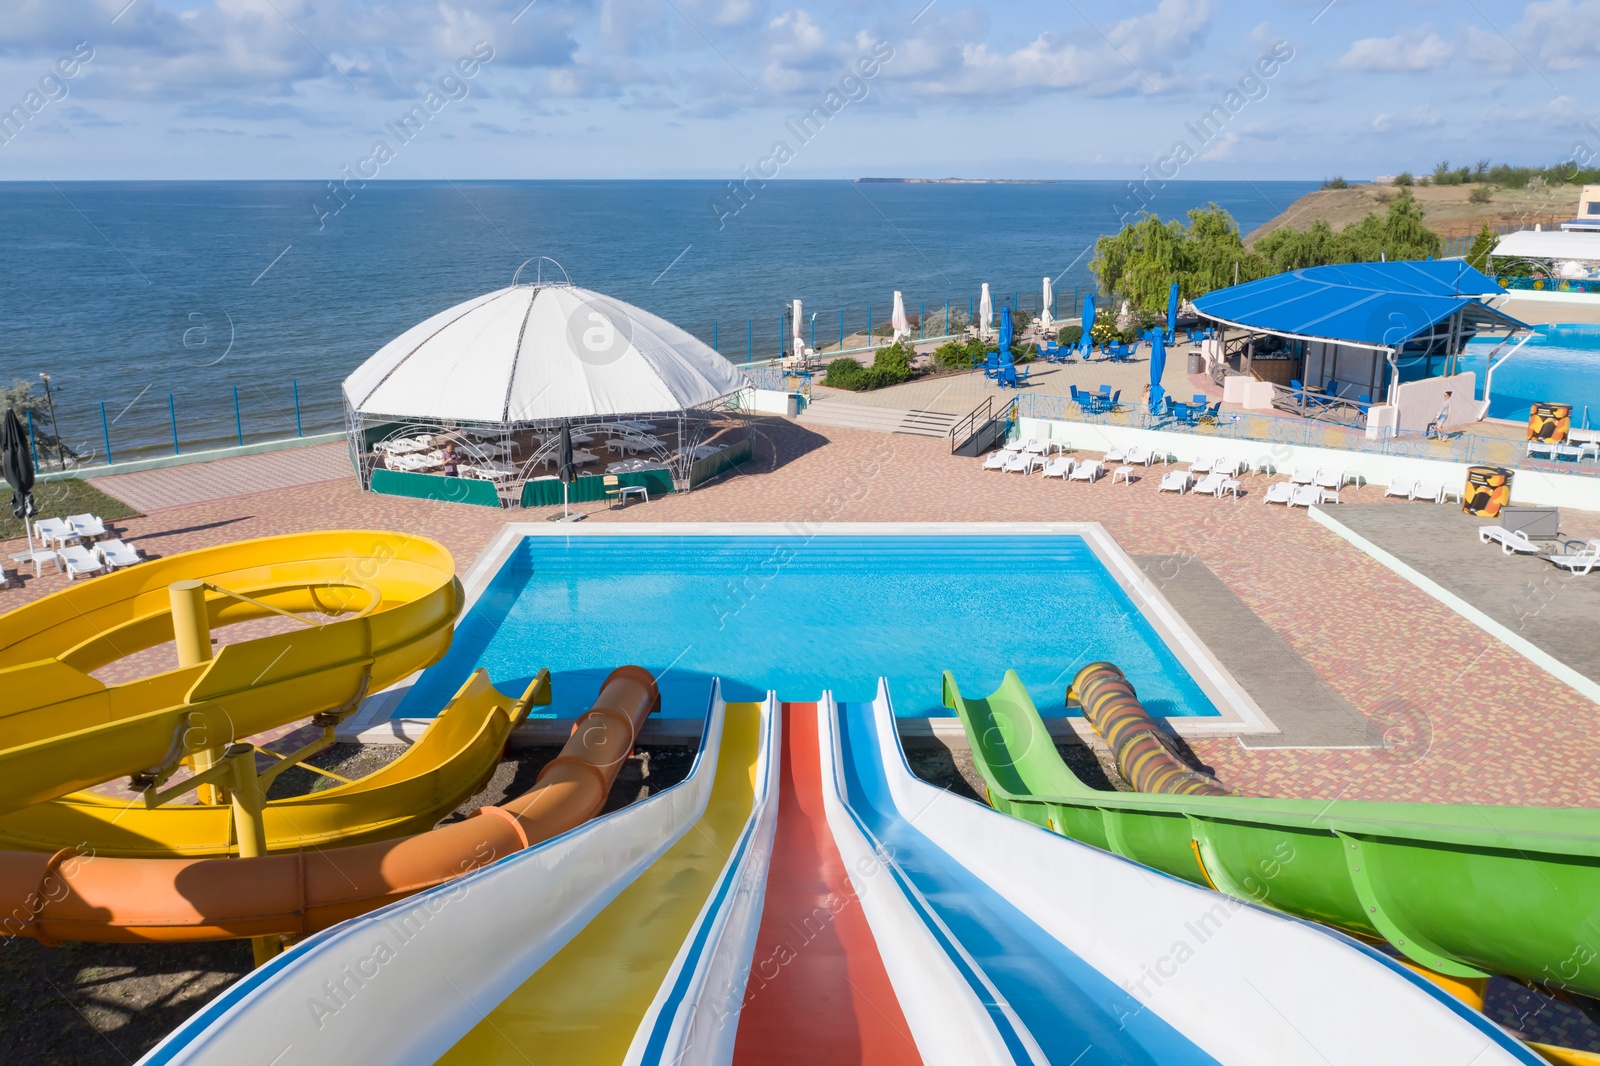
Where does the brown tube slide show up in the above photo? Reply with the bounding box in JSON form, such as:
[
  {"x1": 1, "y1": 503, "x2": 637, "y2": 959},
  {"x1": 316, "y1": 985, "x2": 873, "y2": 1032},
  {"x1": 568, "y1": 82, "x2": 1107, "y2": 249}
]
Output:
[{"x1": 0, "y1": 666, "x2": 659, "y2": 945}]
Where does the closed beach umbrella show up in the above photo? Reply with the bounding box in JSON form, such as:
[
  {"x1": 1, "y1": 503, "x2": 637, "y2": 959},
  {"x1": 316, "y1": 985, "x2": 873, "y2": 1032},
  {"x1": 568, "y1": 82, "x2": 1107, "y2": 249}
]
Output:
[
  {"x1": 1039, "y1": 277, "x2": 1055, "y2": 335},
  {"x1": 891, "y1": 291, "x2": 910, "y2": 343},
  {"x1": 979, "y1": 284, "x2": 993, "y2": 341},
  {"x1": 1080, "y1": 293, "x2": 1096, "y2": 355},
  {"x1": 1149, "y1": 331, "x2": 1167, "y2": 409},
  {"x1": 1166, "y1": 281, "x2": 1180, "y2": 344},
  {"x1": 2, "y1": 409, "x2": 38, "y2": 559},
  {"x1": 557, "y1": 421, "x2": 575, "y2": 518},
  {"x1": 3, "y1": 409, "x2": 35, "y2": 521},
  {"x1": 998, "y1": 305, "x2": 1014, "y2": 360},
  {"x1": 792, "y1": 299, "x2": 803, "y2": 356}
]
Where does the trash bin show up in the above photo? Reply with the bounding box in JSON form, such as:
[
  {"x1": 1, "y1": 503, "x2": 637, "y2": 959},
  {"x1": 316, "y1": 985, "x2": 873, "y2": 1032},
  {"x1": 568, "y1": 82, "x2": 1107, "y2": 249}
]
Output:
[
  {"x1": 1187, "y1": 352, "x2": 1204, "y2": 375},
  {"x1": 1463, "y1": 465, "x2": 1512, "y2": 516}
]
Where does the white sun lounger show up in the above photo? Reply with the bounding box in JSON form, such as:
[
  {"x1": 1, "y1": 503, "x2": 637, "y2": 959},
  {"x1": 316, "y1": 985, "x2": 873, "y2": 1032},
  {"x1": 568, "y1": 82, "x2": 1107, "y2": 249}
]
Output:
[
  {"x1": 1289, "y1": 467, "x2": 1316, "y2": 485},
  {"x1": 982, "y1": 450, "x2": 1017, "y2": 471},
  {"x1": 59, "y1": 544, "x2": 103, "y2": 580},
  {"x1": 1157, "y1": 471, "x2": 1191, "y2": 494},
  {"x1": 1003, "y1": 452, "x2": 1038, "y2": 474},
  {"x1": 1192, "y1": 472, "x2": 1227, "y2": 496},
  {"x1": 1262, "y1": 482, "x2": 1294, "y2": 506},
  {"x1": 1545, "y1": 539, "x2": 1600, "y2": 575},
  {"x1": 1125, "y1": 446, "x2": 1153, "y2": 467},
  {"x1": 1212, "y1": 457, "x2": 1242, "y2": 477},
  {"x1": 1411, "y1": 479, "x2": 1445, "y2": 503},
  {"x1": 96, "y1": 539, "x2": 143, "y2": 570},
  {"x1": 1313, "y1": 470, "x2": 1342, "y2": 503},
  {"x1": 1383, "y1": 479, "x2": 1415, "y2": 500},
  {"x1": 34, "y1": 517, "x2": 76, "y2": 549},
  {"x1": 1187, "y1": 456, "x2": 1213, "y2": 475},
  {"x1": 1040, "y1": 457, "x2": 1074, "y2": 479},
  {"x1": 1287, "y1": 485, "x2": 1322, "y2": 508},
  {"x1": 68, "y1": 513, "x2": 107, "y2": 541},
  {"x1": 1068, "y1": 459, "x2": 1103, "y2": 483},
  {"x1": 1103, "y1": 446, "x2": 1128, "y2": 464},
  {"x1": 1479, "y1": 526, "x2": 1542, "y2": 555}
]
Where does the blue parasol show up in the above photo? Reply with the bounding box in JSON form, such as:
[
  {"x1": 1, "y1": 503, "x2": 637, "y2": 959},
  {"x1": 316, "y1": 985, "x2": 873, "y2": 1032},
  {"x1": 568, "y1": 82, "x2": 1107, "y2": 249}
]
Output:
[
  {"x1": 1148, "y1": 331, "x2": 1167, "y2": 410},
  {"x1": 1079, "y1": 294, "x2": 1096, "y2": 356},
  {"x1": 1166, "y1": 282, "x2": 1180, "y2": 344},
  {"x1": 998, "y1": 305, "x2": 1013, "y2": 360}
]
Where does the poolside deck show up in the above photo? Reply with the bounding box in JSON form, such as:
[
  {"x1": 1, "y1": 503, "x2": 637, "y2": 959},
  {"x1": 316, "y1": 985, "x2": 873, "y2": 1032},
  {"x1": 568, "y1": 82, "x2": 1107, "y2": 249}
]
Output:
[{"x1": 7, "y1": 416, "x2": 1600, "y2": 809}]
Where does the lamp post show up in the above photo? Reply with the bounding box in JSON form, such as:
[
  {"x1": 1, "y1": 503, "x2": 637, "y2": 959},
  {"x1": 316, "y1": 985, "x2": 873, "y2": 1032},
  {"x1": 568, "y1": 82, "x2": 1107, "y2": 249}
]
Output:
[{"x1": 38, "y1": 372, "x2": 64, "y2": 468}]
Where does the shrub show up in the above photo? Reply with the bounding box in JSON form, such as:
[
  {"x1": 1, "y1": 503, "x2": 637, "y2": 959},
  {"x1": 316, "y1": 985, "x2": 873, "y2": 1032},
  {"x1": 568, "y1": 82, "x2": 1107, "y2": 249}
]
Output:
[
  {"x1": 1394, "y1": 171, "x2": 1414, "y2": 186},
  {"x1": 1089, "y1": 320, "x2": 1119, "y2": 346},
  {"x1": 1323, "y1": 177, "x2": 1348, "y2": 190},
  {"x1": 932, "y1": 337, "x2": 983, "y2": 371},
  {"x1": 1011, "y1": 342, "x2": 1038, "y2": 363},
  {"x1": 1468, "y1": 184, "x2": 1495, "y2": 204},
  {"x1": 1057, "y1": 325, "x2": 1083, "y2": 347},
  {"x1": 1465, "y1": 224, "x2": 1496, "y2": 273},
  {"x1": 822, "y1": 358, "x2": 864, "y2": 388},
  {"x1": 824, "y1": 344, "x2": 916, "y2": 391}
]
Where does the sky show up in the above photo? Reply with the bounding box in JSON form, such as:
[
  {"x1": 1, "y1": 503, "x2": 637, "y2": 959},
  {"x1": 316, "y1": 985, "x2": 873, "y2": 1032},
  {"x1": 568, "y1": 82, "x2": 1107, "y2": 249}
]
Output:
[{"x1": 0, "y1": 0, "x2": 1596, "y2": 181}]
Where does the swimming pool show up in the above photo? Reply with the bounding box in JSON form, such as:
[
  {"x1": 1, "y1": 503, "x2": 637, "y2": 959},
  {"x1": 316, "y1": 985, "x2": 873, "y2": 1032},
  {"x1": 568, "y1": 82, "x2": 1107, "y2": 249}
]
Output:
[
  {"x1": 1466, "y1": 323, "x2": 1600, "y2": 424},
  {"x1": 392, "y1": 532, "x2": 1222, "y2": 721}
]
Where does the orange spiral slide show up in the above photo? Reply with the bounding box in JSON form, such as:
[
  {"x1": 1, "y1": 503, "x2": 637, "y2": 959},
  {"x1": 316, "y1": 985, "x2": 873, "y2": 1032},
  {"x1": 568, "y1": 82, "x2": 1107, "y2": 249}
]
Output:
[{"x1": 0, "y1": 665, "x2": 659, "y2": 946}]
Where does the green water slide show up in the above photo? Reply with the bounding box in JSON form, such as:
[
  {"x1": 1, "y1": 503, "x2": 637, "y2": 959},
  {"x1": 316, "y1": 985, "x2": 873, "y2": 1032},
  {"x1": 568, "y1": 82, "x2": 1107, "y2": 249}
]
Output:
[{"x1": 942, "y1": 670, "x2": 1600, "y2": 998}]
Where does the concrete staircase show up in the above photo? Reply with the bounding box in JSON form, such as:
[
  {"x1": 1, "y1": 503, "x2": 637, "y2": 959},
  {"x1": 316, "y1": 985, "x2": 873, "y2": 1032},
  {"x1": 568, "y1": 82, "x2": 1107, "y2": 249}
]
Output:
[{"x1": 798, "y1": 398, "x2": 961, "y2": 439}]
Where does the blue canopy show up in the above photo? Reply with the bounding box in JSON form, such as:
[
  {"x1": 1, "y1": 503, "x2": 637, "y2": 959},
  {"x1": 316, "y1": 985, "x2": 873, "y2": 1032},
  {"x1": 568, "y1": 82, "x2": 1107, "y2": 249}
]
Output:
[
  {"x1": 1165, "y1": 282, "x2": 1180, "y2": 344},
  {"x1": 998, "y1": 305, "x2": 1013, "y2": 357},
  {"x1": 1148, "y1": 331, "x2": 1166, "y2": 409},
  {"x1": 1079, "y1": 294, "x2": 1095, "y2": 355},
  {"x1": 1192, "y1": 260, "x2": 1522, "y2": 350}
]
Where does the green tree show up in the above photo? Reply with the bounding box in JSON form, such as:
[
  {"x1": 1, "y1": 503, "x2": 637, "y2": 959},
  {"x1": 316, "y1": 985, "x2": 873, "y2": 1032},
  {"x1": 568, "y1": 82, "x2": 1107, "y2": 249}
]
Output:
[
  {"x1": 0, "y1": 379, "x2": 73, "y2": 464},
  {"x1": 1465, "y1": 225, "x2": 1496, "y2": 273}
]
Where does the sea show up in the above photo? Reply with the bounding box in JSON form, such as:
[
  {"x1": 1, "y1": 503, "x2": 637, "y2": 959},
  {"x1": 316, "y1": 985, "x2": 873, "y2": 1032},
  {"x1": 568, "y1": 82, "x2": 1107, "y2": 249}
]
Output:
[{"x1": 0, "y1": 180, "x2": 1318, "y2": 462}]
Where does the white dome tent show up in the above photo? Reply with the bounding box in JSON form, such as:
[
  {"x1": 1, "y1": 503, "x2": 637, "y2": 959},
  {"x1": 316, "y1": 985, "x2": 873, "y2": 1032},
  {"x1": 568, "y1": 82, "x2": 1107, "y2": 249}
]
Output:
[{"x1": 344, "y1": 262, "x2": 752, "y2": 505}]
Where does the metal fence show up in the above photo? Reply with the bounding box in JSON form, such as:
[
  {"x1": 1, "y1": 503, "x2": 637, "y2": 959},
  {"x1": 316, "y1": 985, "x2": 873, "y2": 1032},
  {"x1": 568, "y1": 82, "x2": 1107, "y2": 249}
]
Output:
[
  {"x1": 684, "y1": 286, "x2": 1095, "y2": 365},
  {"x1": 1017, "y1": 393, "x2": 1600, "y2": 479},
  {"x1": 26, "y1": 381, "x2": 314, "y2": 472}
]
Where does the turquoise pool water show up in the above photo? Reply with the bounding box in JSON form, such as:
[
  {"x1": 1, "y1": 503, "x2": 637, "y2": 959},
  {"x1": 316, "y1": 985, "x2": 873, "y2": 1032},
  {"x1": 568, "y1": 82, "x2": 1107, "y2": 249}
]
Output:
[
  {"x1": 392, "y1": 534, "x2": 1221, "y2": 720},
  {"x1": 1465, "y1": 324, "x2": 1600, "y2": 424}
]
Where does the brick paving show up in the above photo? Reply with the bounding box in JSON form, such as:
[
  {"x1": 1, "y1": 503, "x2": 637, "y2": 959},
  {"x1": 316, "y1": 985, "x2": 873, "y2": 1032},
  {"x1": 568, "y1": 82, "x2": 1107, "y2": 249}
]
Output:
[
  {"x1": 7, "y1": 415, "x2": 1600, "y2": 809},
  {"x1": 89, "y1": 442, "x2": 352, "y2": 513}
]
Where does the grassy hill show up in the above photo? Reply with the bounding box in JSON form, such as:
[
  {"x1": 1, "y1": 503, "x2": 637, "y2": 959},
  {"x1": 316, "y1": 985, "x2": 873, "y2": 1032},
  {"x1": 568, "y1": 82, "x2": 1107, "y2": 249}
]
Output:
[{"x1": 1245, "y1": 183, "x2": 1582, "y2": 246}]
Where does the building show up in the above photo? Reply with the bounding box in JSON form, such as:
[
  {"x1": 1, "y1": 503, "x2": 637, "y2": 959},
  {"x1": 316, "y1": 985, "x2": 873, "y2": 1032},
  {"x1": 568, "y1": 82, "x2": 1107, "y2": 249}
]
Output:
[{"x1": 1192, "y1": 260, "x2": 1528, "y2": 436}]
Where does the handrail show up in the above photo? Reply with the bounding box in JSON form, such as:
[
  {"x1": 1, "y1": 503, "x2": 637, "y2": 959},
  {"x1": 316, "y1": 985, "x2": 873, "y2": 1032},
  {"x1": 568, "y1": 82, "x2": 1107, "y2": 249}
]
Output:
[{"x1": 948, "y1": 396, "x2": 994, "y2": 453}]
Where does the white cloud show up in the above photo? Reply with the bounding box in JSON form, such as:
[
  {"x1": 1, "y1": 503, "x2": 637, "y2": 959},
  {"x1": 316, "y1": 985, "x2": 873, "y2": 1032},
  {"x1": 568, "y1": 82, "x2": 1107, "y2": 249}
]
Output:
[
  {"x1": 1335, "y1": 27, "x2": 1451, "y2": 72},
  {"x1": 1510, "y1": 0, "x2": 1600, "y2": 71},
  {"x1": 891, "y1": 0, "x2": 1212, "y2": 98},
  {"x1": 1194, "y1": 130, "x2": 1239, "y2": 161}
]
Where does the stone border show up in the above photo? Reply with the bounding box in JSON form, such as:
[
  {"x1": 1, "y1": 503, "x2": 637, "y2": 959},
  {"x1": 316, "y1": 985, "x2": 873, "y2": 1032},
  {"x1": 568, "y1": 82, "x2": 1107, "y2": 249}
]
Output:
[
  {"x1": 345, "y1": 522, "x2": 1278, "y2": 743},
  {"x1": 1308, "y1": 504, "x2": 1600, "y2": 707}
]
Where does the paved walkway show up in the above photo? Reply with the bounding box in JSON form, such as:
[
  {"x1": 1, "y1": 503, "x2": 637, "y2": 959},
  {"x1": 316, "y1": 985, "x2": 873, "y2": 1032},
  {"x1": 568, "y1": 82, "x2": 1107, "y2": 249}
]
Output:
[
  {"x1": 1320, "y1": 503, "x2": 1600, "y2": 696},
  {"x1": 1136, "y1": 555, "x2": 1383, "y2": 750},
  {"x1": 89, "y1": 443, "x2": 351, "y2": 513}
]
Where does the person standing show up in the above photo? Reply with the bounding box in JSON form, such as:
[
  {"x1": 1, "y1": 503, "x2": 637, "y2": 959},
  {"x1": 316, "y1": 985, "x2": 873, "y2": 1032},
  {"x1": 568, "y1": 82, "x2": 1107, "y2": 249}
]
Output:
[{"x1": 1427, "y1": 391, "x2": 1452, "y2": 439}]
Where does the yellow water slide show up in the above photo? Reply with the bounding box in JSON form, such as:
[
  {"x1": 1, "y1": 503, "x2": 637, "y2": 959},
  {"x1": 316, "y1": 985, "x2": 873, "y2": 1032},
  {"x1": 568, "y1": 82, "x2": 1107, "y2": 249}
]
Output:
[
  {"x1": 0, "y1": 531, "x2": 462, "y2": 817},
  {"x1": 0, "y1": 668, "x2": 543, "y2": 857}
]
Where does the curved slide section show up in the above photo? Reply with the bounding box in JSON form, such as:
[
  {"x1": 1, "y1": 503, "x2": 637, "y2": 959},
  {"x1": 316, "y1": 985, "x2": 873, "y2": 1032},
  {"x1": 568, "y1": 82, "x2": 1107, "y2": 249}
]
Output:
[
  {"x1": 840, "y1": 681, "x2": 1540, "y2": 1065},
  {"x1": 0, "y1": 531, "x2": 462, "y2": 814},
  {"x1": 0, "y1": 665, "x2": 657, "y2": 945},
  {"x1": 0, "y1": 668, "x2": 546, "y2": 858},
  {"x1": 1071, "y1": 662, "x2": 1230, "y2": 796},
  {"x1": 945, "y1": 669, "x2": 1600, "y2": 1000},
  {"x1": 138, "y1": 683, "x2": 779, "y2": 1066}
]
